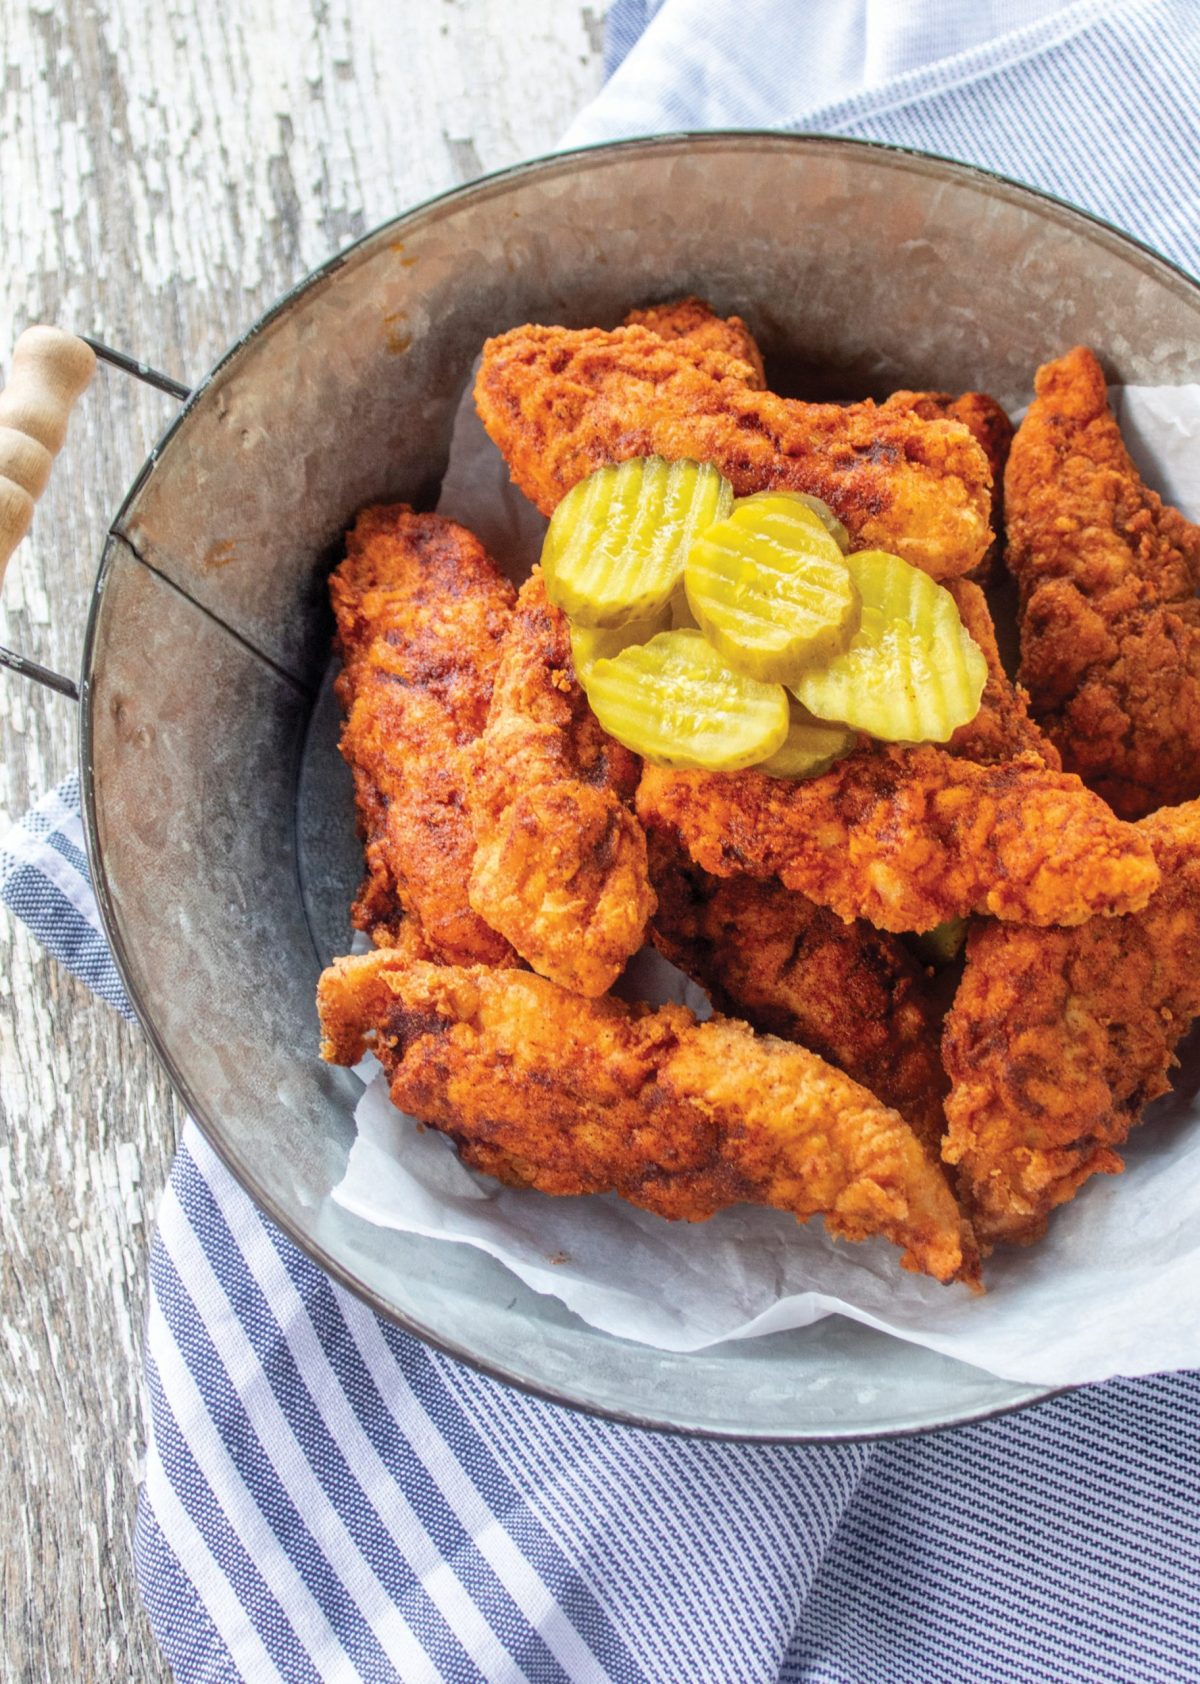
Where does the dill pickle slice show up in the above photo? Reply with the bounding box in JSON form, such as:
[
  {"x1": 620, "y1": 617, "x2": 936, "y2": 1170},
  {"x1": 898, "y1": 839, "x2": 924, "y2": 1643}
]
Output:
[
  {"x1": 583, "y1": 629, "x2": 789, "y2": 770},
  {"x1": 684, "y1": 493, "x2": 860, "y2": 684},
  {"x1": 794, "y1": 494, "x2": 851, "y2": 554},
  {"x1": 569, "y1": 606, "x2": 672, "y2": 678},
  {"x1": 757, "y1": 700, "x2": 855, "y2": 779},
  {"x1": 542, "y1": 456, "x2": 734, "y2": 629},
  {"x1": 792, "y1": 549, "x2": 988, "y2": 743},
  {"x1": 740, "y1": 489, "x2": 851, "y2": 554}
]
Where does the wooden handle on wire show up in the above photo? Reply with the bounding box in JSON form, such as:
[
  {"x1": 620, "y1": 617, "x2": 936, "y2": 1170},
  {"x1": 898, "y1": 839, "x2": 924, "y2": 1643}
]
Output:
[{"x1": 0, "y1": 327, "x2": 96, "y2": 589}]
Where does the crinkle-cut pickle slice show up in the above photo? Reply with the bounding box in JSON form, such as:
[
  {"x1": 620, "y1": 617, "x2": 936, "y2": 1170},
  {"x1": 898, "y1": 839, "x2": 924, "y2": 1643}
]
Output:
[
  {"x1": 757, "y1": 700, "x2": 856, "y2": 780},
  {"x1": 542, "y1": 456, "x2": 733, "y2": 629},
  {"x1": 684, "y1": 492, "x2": 860, "y2": 684},
  {"x1": 569, "y1": 606, "x2": 671, "y2": 678},
  {"x1": 759, "y1": 490, "x2": 851, "y2": 555},
  {"x1": 793, "y1": 549, "x2": 988, "y2": 743},
  {"x1": 584, "y1": 629, "x2": 789, "y2": 771}
]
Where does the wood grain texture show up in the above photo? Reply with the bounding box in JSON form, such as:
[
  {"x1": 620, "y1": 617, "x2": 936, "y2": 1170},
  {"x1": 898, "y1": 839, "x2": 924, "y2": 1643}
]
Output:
[{"x1": 0, "y1": 5, "x2": 605, "y2": 1678}]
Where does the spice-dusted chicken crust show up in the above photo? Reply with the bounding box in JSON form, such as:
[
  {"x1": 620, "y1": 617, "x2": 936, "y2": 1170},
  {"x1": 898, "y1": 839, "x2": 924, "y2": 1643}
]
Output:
[
  {"x1": 943, "y1": 799, "x2": 1200, "y2": 1247},
  {"x1": 622, "y1": 296, "x2": 767, "y2": 387},
  {"x1": 1006, "y1": 345, "x2": 1200, "y2": 818},
  {"x1": 462, "y1": 569, "x2": 655, "y2": 997},
  {"x1": 331, "y1": 504, "x2": 518, "y2": 963},
  {"x1": 475, "y1": 323, "x2": 995, "y2": 580},
  {"x1": 648, "y1": 838, "x2": 950, "y2": 1159},
  {"x1": 887, "y1": 389, "x2": 1013, "y2": 581},
  {"x1": 638, "y1": 745, "x2": 1160, "y2": 934},
  {"x1": 318, "y1": 951, "x2": 979, "y2": 1286}
]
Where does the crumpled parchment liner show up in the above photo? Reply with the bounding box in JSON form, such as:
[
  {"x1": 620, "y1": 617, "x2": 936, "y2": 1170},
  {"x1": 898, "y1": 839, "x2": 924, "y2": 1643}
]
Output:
[{"x1": 333, "y1": 368, "x2": 1200, "y2": 1387}]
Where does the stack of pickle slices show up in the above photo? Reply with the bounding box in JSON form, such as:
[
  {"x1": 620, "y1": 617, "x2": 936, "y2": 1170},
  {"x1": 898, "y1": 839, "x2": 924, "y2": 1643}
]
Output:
[{"x1": 542, "y1": 455, "x2": 988, "y2": 777}]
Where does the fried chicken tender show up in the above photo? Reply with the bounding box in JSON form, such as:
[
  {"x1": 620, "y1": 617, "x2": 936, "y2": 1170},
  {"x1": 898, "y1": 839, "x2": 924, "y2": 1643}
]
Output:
[
  {"x1": 647, "y1": 838, "x2": 950, "y2": 1157},
  {"x1": 462, "y1": 569, "x2": 655, "y2": 996},
  {"x1": 1006, "y1": 346, "x2": 1200, "y2": 818},
  {"x1": 890, "y1": 390, "x2": 1013, "y2": 484},
  {"x1": 475, "y1": 323, "x2": 994, "y2": 580},
  {"x1": 887, "y1": 390, "x2": 1013, "y2": 581},
  {"x1": 331, "y1": 505, "x2": 518, "y2": 963},
  {"x1": 946, "y1": 579, "x2": 1059, "y2": 767},
  {"x1": 637, "y1": 745, "x2": 1159, "y2": 934},
  {"x1": 630, "y1": 310, "x2": 1010, "y2": 514},
  {"x1": 622, "y1": 296, "x2": 766, "y2": 387},
  {"x1": 318, "y1": 951, "x2": 978, "y2": 1285},
  {"x1": 943, "y1": 800, "x2": 1200, "y2": 1246}
]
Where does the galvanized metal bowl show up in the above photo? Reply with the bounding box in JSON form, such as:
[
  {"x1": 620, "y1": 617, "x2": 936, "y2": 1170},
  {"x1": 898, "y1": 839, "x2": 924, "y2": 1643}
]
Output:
[{"x1": 72, "y1": 133, "x2": 1200, "y2": 1439}]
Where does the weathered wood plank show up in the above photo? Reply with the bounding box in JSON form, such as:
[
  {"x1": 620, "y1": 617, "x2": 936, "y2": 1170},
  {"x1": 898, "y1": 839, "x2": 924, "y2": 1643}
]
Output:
[{"x1": 0, "y1": 5, "x2": 605, "y2": 1676}]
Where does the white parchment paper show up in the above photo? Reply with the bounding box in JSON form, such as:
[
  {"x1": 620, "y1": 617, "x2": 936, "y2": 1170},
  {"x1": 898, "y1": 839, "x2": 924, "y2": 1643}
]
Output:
[{"x1": 333, "y1": 372, "x2": 1200, "y2": 1388}]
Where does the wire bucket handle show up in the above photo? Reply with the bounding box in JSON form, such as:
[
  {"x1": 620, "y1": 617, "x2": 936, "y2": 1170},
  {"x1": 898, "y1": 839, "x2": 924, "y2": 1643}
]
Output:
[{"x1": 0, "y1": 329, "x2": 191, "y2": 702}]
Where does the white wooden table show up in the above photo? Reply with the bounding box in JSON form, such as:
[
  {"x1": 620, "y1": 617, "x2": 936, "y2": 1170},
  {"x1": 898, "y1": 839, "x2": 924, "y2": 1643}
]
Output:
[{"x1": 0, "y1": 6, "x2": 604, "y2": 1674}]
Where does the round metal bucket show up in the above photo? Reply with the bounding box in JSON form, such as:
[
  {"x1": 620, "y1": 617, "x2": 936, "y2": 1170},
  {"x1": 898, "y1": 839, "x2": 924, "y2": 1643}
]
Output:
[{"x1": 75, "y1": 133, "x2": 1200, "y2": 1439}]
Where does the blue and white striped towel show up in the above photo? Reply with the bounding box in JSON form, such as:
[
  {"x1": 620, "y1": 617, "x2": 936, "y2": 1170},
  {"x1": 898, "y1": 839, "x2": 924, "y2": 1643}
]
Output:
[{"x1": 5, "y1": 3, "x2": 1200, "y2": 1678}]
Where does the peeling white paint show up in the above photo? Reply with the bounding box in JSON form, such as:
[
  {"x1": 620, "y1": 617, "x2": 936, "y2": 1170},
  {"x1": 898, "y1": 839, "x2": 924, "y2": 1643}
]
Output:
[{"x1": 1, "y1": 4, "x2": 603, "y2": 1673}]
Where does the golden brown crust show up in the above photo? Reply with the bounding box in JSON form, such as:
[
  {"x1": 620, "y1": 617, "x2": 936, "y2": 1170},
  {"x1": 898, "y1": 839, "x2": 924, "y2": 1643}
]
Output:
[
  {"x1": 943, "y1": 799, "x2": 1200, "y2": 1247},
  {"x1": 622, "y1": 296, "x2": 767, "y2": 387},
  {"x1": 886, "y1": 389, "x2": 1013, "y2": 581},
  {"x1": 637, "y1": 745, "x2": 1160, "y2": 934},
  {"x1": 330, "y1": 505, "x2": 519, "y2": 963},
  {"x1": 462, "y1": 570, "x2": 656, "y2": 997},
  {"x1": 647, "y1": 837, "x2": 950, "y2": 1159},
  {"x1": 1006, "y1": 345, "x2": 1200, "y2": 818},
  {"x1": 317, "y1": 952, "x2": 978, "y2": 1286},
  {"x1": 474, "y1": 323, "x2": 994, "y2": 580}
]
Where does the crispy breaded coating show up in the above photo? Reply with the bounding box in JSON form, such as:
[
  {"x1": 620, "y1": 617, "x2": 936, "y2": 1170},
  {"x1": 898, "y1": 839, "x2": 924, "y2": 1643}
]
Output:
[
  {"x1": 1006, "y1": 346, "x2": 1200, "y2": 818},
  {"x1": 887, "y1": 389, "x2": 1013, "y2": 580},
  {"x1": 648, "y1": 838, "x2": 950, "y2": 1158},
  {"x1": 637, "y1": 745, "x2": 1160, "y2": 933},
  {"x1": 331, "y1": 505, "x2": 518, "y2": 963},
  {"x1": 622, "y1": 296, "x2": 766, "y2": 387},
  {"x1": 886, "y1": 390, "x2": 1013, "y2": 479},
  {"x1": 318, "y1": 952, "x2": 978, "y2": 1285},
  {"x1": 474, "y1": 324, "x2": 994, "y2": 580},
  {"x1": 946, "y1": 579, "x2": 1060, "y2": 767},
  {"x1": 943, "y1": 800, "x2": 1200, "y2": 1247},
  {"x1": 462, "y1": 569, "x2": 655, "y2": 997}
]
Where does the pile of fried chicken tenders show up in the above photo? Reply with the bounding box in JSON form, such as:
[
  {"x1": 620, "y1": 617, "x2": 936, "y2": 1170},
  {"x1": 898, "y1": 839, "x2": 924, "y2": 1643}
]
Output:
[{"x1": 317, "y1": 299, "x2": 1200, "y2": 1293}]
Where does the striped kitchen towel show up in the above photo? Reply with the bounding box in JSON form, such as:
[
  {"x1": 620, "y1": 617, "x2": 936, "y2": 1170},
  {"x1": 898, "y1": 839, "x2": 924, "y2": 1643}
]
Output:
[
  {"x1": 7, "y1": 785, "x2": 1200, "y2": 1684},
  {"x1": 570, "y1": 0, "x2": 1200, "y2": 283},
  {"x1": 5, "y1": 2, "x2": 1200, "y2": 1679},
  {"x1": 7, "y1": 769, "x2": 1200, "y2": 1684}
]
